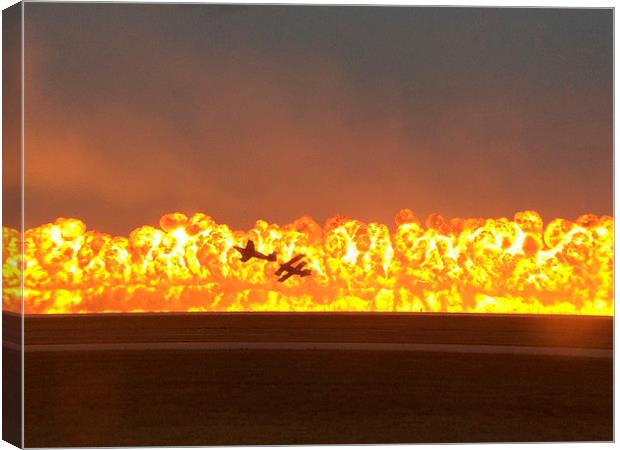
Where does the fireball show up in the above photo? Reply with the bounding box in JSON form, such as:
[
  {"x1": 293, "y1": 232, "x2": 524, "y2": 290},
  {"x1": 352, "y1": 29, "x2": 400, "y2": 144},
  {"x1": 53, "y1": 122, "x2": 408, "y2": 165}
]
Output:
[{"x1": 2, "y1": 210, "x2": 613, "y2": 315}]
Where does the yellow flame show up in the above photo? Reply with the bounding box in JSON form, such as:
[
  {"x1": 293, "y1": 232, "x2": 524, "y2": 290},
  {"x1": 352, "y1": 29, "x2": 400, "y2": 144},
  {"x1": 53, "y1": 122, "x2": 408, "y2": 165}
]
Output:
[{"x1": 2, "y1": 210, "x2": 613, "y2": 315}]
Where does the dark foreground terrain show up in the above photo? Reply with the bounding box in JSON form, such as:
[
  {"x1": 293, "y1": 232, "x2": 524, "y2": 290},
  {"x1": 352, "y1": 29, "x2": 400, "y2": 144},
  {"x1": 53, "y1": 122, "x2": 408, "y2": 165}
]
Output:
[{"x1": 9, "y1": 313, "x2": 615, "y2": 445}]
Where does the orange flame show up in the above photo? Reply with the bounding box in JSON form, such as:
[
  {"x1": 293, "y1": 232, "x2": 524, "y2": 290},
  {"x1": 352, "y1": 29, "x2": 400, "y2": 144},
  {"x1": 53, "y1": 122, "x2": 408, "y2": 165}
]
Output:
[{"x1": 2, "y1": 210, "x2": 613, "y2": 315}]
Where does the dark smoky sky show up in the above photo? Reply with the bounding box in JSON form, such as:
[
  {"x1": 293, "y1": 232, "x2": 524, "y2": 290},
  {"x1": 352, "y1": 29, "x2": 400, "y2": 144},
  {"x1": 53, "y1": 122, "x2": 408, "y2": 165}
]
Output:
[{"x1": 23, "y1": 4, "x2": 612, "y2": 234}]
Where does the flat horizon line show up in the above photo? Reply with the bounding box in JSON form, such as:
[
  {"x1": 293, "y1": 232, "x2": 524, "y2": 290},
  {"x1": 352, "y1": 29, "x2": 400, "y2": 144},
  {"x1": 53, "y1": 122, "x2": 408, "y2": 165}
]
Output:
[{"x1": 9, "y1": 311, "x2": 613, "y2": 319}]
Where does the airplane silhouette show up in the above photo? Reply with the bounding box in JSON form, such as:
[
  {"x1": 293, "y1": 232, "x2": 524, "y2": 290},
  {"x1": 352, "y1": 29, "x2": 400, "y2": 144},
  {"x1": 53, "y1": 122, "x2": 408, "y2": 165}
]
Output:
[
  {"x1": 234, "y1": 240, "x2": 277, "y2": 262},
  {"x1": 275, "y1": 254, "x2": 312, "y2": 282}
]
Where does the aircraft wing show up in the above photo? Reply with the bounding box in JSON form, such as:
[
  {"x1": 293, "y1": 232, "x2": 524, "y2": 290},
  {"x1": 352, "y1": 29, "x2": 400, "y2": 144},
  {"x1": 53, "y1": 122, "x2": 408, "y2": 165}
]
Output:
[
  {"x1": 276, "y1": 254, "x2": 304, "y2": 275},
  {"x1": 277, "y1": 272, "x2": 295, "y2": 282},
  {"x1": 234, "y1": 245, "x2": 251, "y2": 262},
  {"x1": 284, "y1": 254, "x2": 304, "y2": 266}
]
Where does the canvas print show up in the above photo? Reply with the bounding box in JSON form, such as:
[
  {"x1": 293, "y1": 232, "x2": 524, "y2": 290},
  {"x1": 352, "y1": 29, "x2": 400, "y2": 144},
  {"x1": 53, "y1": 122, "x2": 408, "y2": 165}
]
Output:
[{"x1": 2, "y1": 3, "x2": 613, "y2": 447}]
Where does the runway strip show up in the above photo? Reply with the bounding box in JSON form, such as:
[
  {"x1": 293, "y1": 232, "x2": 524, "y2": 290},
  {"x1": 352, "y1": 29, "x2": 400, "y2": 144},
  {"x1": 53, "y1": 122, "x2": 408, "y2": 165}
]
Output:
[{"x1": 7, "y1": 341, "x2": 612, "y2": 358}]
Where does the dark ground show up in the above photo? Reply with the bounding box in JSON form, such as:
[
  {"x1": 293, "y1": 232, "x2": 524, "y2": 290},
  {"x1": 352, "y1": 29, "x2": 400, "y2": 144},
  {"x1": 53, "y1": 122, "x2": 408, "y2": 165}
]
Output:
[
  {"x1": 22, "y1": 312, "x2": 614, "y2": 348},
  {"x1": 2, "y1": 347, "x2": 21, "y2": 447},
  {"x1": 10, "y1": 313, "x2": 615, "y2": 446}
]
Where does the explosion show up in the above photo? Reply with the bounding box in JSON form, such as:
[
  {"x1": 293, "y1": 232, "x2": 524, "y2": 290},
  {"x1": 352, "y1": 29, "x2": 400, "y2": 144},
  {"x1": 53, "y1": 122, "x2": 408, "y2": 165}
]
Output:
[{"x1": 2, "y1": 210, "x2": 613, "y2": 315}]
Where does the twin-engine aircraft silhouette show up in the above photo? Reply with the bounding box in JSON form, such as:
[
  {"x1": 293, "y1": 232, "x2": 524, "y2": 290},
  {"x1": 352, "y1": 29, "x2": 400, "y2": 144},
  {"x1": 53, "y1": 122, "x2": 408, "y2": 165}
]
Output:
[
  {"x1": 275, "y1": 254, "x2": 312, "y2": 283},
  {"x1": 234, "y1": 240, "x2": 311, "y2": 282},
  {"x1": 234, "y1": 240, "x2": 277, "y2": 262}
]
